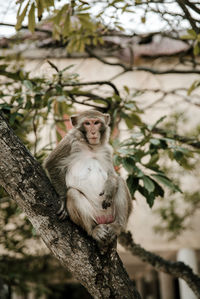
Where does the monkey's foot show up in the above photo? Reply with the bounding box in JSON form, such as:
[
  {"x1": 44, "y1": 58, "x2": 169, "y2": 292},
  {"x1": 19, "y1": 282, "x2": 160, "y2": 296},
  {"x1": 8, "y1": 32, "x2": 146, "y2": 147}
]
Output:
[
  {"x1": 92, "y1": 224, "x2": 116, "y2": 244},
  {"x1": 57, "y1": 201, "x2": 68, "y2": 220}
]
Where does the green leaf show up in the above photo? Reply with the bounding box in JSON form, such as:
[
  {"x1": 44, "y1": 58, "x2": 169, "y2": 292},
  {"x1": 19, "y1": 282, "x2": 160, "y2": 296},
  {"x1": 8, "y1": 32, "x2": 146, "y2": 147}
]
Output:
[
  {"x1": 153, "y1": 180, "x2": 164, "y2": 197},
  {"x1": 123, "y1": 85, "x2": 130, "y2": 94},
  {"x1": 36, "y1": 0, "x2": 44, "y2": 20},
  {"x1": 138, "y1": 185, "x2": 155, "y2": 208},
  {"x1": 124, "y1": 116, "x2": 134, "y2": 129},
  {"x1": 187, "y1": 29, "x2": 197, "y2": 38},
  {"x1": 151, "y1": 174, "x2": 181, "y2": 193},
  {"x1": 146, "y1": 153, "x2": 159, "y2": 167},
  {"x1": 43, "y1": 0, "x2": 54, "y2": 8},
  {"x1": 181, "y1": 33, "x2": 196, "y2": 40},
  {"x1": 23, "y1": 80, "x2": 33, "y2": 90},
  {"x1": 113, "y1": 155, "x2": 122, "y2": 167},
  {"x1": 193, "y1": 43, "x2": 200, "y2": 56},
  {"x1": 124, "y1": 113, "x2": 142, "y2": 129},
  {"x1": 0, "y1": 64, "x2": 8, "y2": 71},
  {"x1": 150, "y1": 138, "x2": 160, "y2": 146},
  {"x1": 124, "y1": 103, "x2": 136, "y2": 109},
  {"x1": 173, "y1": 150, "x2": 184, "y2": 161},
  {"x1": 159, "y1": 139, "x2": 168, "y2": 149},
  {"x1": 152, "y1": 115, "x2": 167, "y2": 129},
  {"x1": 133, "y1": 150, "x2": 145, "y2": 162},
  {"x1": 117, "y1": 147, "x2": 135, "y2": 155},
  {"x1": 28, "y1": 3, "x2": 36, "y2": 33},
  {"x1": 187, "y1": 80, "x2": 200, "y2": 95},
  {"x1": 122, "y1": 157, "x2": 135, "y2": 174},
  {"x1": 133, "y1": 165, "x2": 144, "y2": 178},
  {"x1": 16, "y1": 1, "x2": 30, "y2": 31},
  {"x1": 63, "y1": 11, "x2": 70, "y2": 37},
  {"x1": 126, "y1": 176, "x2": 139, "y2": 197},
  {"x1": 142, "y1": 176, "x2": 155, "y2": 193}
]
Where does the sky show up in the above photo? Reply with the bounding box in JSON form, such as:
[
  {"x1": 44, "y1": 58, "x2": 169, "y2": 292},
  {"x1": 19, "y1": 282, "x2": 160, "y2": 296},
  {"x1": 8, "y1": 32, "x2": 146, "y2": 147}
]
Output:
[
  {"x1": 0, "y1": 0, "x2": 17, "y2": 37},
  {"x1": 0, "y1": 0, "x2": 165, "y2": 37}
]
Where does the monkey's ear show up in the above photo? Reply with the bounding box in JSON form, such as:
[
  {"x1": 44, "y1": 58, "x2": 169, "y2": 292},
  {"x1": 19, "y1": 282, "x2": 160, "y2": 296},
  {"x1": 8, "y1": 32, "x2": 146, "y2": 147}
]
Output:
[
  {"x1": 70, "y1": 115, "x2": 78, "y2": 127},
  {"x1": 104, "y1": 114, "x2": 110, "y2": 125}
]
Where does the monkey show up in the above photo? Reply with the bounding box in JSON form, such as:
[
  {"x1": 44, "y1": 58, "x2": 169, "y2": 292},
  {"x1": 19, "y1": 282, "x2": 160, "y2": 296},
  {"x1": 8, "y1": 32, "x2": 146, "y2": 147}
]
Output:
[{"x1": 44, "y1": 110, "x2": 132, "y2": 244}]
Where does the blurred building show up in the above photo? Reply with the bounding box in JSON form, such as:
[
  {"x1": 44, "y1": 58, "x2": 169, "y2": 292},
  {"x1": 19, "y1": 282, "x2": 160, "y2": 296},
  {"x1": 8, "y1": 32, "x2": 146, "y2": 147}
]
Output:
[{"x1": 0, "y1": 27, "x2": 200, "y2": 299}]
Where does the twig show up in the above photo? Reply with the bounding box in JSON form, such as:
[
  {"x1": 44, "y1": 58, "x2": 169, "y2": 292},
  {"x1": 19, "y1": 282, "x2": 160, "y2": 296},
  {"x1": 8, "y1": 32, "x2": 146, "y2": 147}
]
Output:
[
  {"x1": 62, "y1": 80, "x2": 120, "y2": 96},
  {"x1": 0, "y1": 22, "x2": 51, "y2": 34},
  {"x1": 151, "y1": 127, "x2": 200, "y2": 149},
  {"x1": 68, "y1": 94, "x2": 107, "y2": 110},
  {"x1": 86, "y1": 47, "x2": 200, "y2": 75}
]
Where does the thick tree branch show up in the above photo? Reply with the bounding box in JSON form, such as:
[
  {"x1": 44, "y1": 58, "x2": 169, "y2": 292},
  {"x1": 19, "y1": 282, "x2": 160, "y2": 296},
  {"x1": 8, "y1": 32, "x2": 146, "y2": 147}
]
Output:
[
  {"x1": 0, "y1": 112, "x2": 140, "y2": 299},
  {"x1": 119, "y1": 231, "x2": 200, "y2": 297}
]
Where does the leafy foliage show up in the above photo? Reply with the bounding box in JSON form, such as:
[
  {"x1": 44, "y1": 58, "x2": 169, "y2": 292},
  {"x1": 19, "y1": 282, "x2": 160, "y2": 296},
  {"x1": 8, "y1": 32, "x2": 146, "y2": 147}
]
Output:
[{"x1": 112, "y1": 118, "x2": 192, "y2": 208}]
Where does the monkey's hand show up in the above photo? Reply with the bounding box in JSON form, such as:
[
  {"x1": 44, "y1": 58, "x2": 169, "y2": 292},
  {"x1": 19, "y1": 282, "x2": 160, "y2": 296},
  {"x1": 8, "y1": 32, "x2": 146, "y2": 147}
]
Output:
[
  {"x1": 57, "y1": 199, "x2": 68, "y2": 220},
  {"x1": 100, "y1": 191, "x2": 113, "y2": 209},
  {"x1": 100, "y1": 174, "x2": 118, "y2": 209}
]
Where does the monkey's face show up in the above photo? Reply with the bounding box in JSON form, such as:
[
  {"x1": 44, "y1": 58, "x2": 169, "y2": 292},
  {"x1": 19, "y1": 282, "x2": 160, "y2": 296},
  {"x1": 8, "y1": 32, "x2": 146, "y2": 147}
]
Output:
[{"x1": 83, "y1": 118, "x2": 103, "y2": 145}]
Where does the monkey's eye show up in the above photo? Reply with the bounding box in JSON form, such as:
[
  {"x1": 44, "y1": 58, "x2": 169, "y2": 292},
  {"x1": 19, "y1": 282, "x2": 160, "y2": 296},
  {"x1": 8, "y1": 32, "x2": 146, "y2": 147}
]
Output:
[
  {"x1": 94, "y1": 121, "x2": 100, "y2": 125},
  {"x1": 84, "y1": 121, "x2": 90, "y2": 126}
]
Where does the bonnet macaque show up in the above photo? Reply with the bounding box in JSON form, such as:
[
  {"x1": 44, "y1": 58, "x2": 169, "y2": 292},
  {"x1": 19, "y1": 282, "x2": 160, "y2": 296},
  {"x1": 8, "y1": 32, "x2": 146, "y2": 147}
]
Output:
[{"x1": 44, "y1": 110, "x2": 132, "y2": 244}]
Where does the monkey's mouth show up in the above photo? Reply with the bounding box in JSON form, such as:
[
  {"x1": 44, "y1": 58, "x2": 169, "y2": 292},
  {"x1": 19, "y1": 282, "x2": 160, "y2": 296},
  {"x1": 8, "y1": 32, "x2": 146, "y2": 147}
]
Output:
[{"x1": 89, "y1": 137, "x2": 99, "y2": 143}]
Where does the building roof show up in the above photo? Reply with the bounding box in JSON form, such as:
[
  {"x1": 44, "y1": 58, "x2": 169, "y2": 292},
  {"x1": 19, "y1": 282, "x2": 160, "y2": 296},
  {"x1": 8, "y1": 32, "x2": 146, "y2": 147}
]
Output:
[{"x1": 0, "y1": 24, "x2": 190, "y2": 61}]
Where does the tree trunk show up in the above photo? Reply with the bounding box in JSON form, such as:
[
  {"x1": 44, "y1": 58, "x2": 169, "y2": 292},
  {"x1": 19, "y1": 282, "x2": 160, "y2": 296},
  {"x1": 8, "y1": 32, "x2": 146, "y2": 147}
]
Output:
[{"x1": 0, "y1": 112, "x2": 140, "y2": 299}]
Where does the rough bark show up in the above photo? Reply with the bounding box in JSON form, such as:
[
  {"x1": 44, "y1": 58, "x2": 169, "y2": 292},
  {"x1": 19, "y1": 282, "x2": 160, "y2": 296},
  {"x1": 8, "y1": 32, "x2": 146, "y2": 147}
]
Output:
[{"x1": 0, "y1": 112, "x2": 141, "y2": 299}]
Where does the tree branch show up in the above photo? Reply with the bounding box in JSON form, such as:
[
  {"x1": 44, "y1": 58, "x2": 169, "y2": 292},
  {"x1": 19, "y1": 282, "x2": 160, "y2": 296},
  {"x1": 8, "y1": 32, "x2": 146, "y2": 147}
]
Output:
[
  {"x1": 151, "y1": 127, "x2": 200, "y2": 149},
  {"x1": 68, "y1": 93, "x2": 108, "y2": 110},
  {"x1": 0, "y1": 112, "x2": 141, "y2": 299},
  {"x1": 62, "y1": 81, "x2": 120, "y2": 96},
  {"x1": 86, "y1": 47, "x2": 200, "y2": 75},
  {"x1": 177, "y1": 1, "x2": 199, "y2": 32},
  {"x1": 86, "y1": 47, "x2": 132, "y2": 72},
  {"x1": 119, "y1": 231, "x2": 200, "y2": 298},
  {"x1": 0, "y1": 22, "x2": 51, "y2": 34},
  {"x1": 184, "y1": 0, "x2": 200, "y2": 14}
]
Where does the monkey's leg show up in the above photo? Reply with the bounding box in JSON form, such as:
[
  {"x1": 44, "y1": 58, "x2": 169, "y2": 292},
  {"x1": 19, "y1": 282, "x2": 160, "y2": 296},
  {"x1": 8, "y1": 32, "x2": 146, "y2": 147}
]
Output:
[
  {"x1": 67, "y1": 188, "x2": 114, "y2": 243},
  {"x1": 108, "y1": 177, "x2": 132, "y2": 237},
  {"x1": 66, "y1": 188, "x2": 95, "y2": 235}
]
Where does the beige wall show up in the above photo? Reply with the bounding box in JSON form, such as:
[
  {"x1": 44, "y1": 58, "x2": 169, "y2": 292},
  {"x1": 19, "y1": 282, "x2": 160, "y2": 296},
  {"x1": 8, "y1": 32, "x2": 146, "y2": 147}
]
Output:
[{"x1": 22, "y1": 56, "x2": 200, "y2": 252}]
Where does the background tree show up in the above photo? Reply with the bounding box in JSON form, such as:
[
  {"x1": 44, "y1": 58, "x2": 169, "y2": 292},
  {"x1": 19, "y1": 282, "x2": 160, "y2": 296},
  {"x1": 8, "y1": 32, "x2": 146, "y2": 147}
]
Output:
[{"x1": 0, "y1": 0, "x2": 200, "y2": 298}]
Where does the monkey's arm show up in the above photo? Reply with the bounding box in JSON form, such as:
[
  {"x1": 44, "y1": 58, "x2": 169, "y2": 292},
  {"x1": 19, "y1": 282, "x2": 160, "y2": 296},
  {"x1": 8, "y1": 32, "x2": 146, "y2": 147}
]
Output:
[
  {"x1": 44, "y1": 135, "x2": 71, "y2": 218},
  {"x1": 101, "y1": 170, "x2": 119, "y2": 209}
]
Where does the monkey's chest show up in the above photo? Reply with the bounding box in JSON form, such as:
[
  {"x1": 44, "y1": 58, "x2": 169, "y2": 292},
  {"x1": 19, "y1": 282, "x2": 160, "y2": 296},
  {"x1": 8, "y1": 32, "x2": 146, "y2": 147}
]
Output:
[{"x1": 66, "y1": 157, "x2": 107, "y2": 201}]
